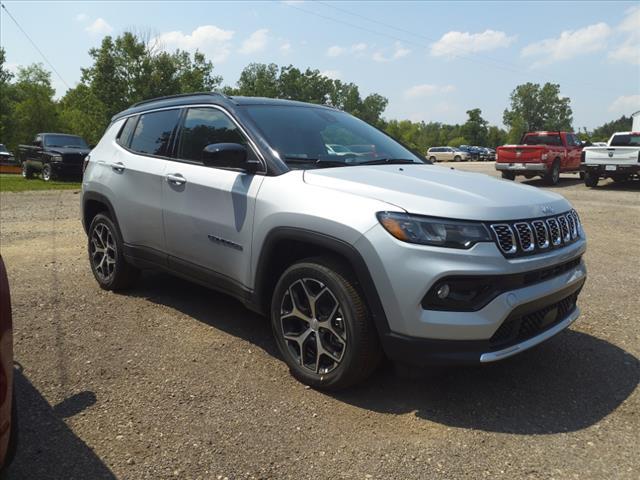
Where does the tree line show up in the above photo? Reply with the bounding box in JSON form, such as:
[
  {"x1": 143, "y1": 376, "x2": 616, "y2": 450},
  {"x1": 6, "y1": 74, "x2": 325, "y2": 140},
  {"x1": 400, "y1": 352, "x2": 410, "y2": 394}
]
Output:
[{"x1": 0, "y1": 32, "x2": 630, "y2": 154}]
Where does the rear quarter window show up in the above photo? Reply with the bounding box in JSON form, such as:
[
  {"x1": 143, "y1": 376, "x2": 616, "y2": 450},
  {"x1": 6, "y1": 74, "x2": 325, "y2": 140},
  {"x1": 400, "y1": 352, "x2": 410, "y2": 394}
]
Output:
[
  {"x1": 117, "y1": 116, "x2": 138, "y2": 148},
  {"x1": 129, "y1": 109, "x2": 181, "y2": 156}
]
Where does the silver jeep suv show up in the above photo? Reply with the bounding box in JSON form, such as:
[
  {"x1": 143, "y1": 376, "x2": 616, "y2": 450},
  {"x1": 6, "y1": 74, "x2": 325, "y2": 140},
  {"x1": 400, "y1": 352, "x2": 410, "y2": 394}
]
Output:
[{"x1": 82, "y1": 93, "x2": 587, "y2": 390}]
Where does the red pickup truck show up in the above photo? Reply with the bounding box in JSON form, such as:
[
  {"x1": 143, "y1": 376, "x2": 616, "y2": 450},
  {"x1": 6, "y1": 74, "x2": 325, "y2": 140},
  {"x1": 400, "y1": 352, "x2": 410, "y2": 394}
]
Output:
[{"x1": 495, "y1": 131, "x2": 584, "y2": 185}]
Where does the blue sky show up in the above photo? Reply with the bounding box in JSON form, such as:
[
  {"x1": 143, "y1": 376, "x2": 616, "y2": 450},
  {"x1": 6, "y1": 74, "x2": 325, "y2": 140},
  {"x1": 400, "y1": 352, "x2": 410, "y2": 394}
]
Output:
[{"x1": 2, "y1": 1, "x2": 639, "y2": 129}]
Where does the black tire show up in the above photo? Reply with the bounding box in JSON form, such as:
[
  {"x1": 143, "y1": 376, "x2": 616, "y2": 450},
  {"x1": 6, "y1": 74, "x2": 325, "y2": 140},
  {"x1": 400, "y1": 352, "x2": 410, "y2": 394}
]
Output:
[
  {"x1": 501, "y1": 171, "x2": 515, "y2": 181},
  {"x1": 41, "y1": 163, "x2": 54, "y2": 182},
  {"x1": 579, "y1": 171, "x2": 585, "y2": 180},
  {"x1": 21, "y1": 162, "x2": 34, "y2": 179},
  {"x1": 544, "y1": 160, "x2": 561, "y2": 185},
  {"x1": 454, "y1": 155, "x2": 461, "y2": 162},
  {"x1": 88, "y1": 213, "x2": 139, "y2": 290},
  {"x1": 270, "y1": 257, "x2": 382, "y2": 390},
  {"x1": 429, "y1": 156, "x2": 437, "y2": 163},
  {"x1": 584, "y1": 171, "x2": 599, "y2": 188}
]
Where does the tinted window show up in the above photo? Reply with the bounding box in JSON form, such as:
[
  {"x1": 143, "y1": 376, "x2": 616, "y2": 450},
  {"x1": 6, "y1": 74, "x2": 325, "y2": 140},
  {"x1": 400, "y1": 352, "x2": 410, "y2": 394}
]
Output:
[
  {"x1": 610, "y1": 134, "x2": 640, "y2": 147},
  {"x1": 117, "y1": 116, "x2": 138, "y2": 147},
  {"x1": 44, "y1": 134, "x2": 88, "y2": 148},
  {"x1": 130, "y1": 109, "x2": 180, "y2": 156},
  {"x1": 177, "y1": 107, "x2": 247, "y2": 162},
  {"x1": 522, "y1": 134, "x2": 562, "y2": 146},
  {"x1": 242, "y1": 105, "x2": 423, "y2": 169}
]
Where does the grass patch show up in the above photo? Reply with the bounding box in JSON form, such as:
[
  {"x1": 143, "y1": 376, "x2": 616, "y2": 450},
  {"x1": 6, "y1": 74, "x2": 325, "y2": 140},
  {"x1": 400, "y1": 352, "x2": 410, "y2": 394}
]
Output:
[{"x1": 0, "y1": 174, "x2": 81, "y2": 193}]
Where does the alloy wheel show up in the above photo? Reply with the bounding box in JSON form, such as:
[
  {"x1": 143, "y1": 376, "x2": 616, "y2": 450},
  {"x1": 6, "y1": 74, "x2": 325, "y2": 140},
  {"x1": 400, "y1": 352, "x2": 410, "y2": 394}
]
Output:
[
  {"x1": 42, "y1": 165, "x2": 52, "y2": 181},
  {"x1": 90, "y1": 223, "x2": 116, "y2": 282},
  {"x1": 280, "y1": 278, "x2": 347, "y2": 374}
]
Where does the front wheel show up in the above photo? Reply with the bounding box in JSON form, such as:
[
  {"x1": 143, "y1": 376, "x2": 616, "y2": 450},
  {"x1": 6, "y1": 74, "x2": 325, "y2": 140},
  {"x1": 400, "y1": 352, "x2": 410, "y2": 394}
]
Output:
[
  {"x1": 271, "y1": 258, "x2": 382, "y2": 390},
  {"x1": 454, "y1": 155, "x2": 462, "y2": 162},
  {"x1": 501, "y1": 171, "x2": 515, "y2": 181},
  {"x1": 41, "y1": 163, "x2": 54, "y2": 182},
  {"x1": 88, "y1": 213, "x2": 139, "y2": 290},
  {"x1": 429, "y1": 156, "x2": 437, "y2": 163},
  {"x1": 584, "y1": 171, "x2": 599, "y2": 188}
]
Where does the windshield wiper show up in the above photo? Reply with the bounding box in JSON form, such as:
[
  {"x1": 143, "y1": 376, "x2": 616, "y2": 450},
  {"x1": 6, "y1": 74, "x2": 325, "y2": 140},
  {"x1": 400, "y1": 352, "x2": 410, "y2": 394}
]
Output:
[
  {"x1": 356, "y1": 158, "x2": 417, "y2": 165},
  {"x1": 283, "y1": 156, "x2": 349, "y2": 168}
]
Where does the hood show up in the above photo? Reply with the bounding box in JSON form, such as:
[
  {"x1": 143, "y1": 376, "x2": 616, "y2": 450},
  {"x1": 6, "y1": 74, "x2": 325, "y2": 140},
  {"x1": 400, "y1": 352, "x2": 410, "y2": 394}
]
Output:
[
  {"x1": 303, "y1": 164, "x2": 571, "y2": 221},
  {"x1": 49, "y1": 147, "x2": 90, "y2": 155}
]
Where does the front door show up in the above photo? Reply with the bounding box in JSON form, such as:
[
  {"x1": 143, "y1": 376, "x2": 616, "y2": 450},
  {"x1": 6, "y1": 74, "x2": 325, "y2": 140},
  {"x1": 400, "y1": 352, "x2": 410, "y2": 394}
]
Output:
[{"x1": 162, "y1": 106, "x2": 264, "y2": 288}]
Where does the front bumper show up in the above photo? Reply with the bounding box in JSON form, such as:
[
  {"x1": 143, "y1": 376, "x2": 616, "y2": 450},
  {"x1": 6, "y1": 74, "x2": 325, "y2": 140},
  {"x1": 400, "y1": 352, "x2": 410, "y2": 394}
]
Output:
[
  {"x1": 51, "y1": 162, "x2": 83, "y2": 176},
  {"x1": 495, "y1": 162, "x2": 547, "y2": 172},
  {"x1": 355, "y1": 223, "x2": 587, "y2": 366}
]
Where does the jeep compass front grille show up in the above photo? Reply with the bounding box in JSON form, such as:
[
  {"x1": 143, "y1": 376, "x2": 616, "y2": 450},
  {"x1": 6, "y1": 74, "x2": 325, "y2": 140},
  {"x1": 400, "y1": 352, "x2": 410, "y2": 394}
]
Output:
[{"x1": 489, "y1": 210, "x2": 581, "y2": 257}]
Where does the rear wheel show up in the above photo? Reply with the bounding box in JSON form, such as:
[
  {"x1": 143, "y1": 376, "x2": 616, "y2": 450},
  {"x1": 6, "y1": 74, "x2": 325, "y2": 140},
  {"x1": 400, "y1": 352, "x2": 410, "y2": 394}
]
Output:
[
  {"x1": 21, "y1": 162, "x2": 34, "y2": 179},
  {"x1": 584, "y1": 171, "x2": 599, "y2": 188},
  {"x1": 544, "y1": 160, "x2": 561, "y2": 185},
  {"x1": 501, "y1": 171, "x2": 515, "y2": 181},
  {"x1": 88, "y1": 213, "x2": 139, "y2": 290},
  {"x1": 429, "y1": 156, "x2": 436, "y2": 163},
  {"x1": 271, "y1": 257, "x2": 382, "y2": 390}
]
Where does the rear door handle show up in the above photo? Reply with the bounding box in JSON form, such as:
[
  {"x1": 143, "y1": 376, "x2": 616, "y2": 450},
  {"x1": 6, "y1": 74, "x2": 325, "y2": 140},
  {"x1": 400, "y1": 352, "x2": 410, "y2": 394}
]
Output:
[
  {"x1": 111, "y1": 162, "x2": 125, "y2": 172},
  {"x1": 166, "y1": 173, "x2": 186, "y2": 185}
]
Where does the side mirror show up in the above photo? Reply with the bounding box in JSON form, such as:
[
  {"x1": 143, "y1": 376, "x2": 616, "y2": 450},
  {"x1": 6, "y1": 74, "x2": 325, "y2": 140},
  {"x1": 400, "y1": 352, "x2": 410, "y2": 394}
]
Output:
[{"x1": 202, "y1": 143, "x2": 260, "y2": 173}]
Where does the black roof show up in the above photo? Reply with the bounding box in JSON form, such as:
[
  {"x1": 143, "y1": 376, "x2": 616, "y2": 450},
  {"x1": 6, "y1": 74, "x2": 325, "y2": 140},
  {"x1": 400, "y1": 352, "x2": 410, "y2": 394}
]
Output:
[{"x1": 111, "y1": 92, "x2": 337, "y2": 122}]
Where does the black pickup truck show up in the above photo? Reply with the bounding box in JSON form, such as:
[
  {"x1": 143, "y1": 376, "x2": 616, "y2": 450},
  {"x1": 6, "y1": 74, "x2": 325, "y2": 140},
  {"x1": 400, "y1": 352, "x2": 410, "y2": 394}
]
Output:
[{"x1": 17, "y1": 133, "x2": 91, "y2": 181}]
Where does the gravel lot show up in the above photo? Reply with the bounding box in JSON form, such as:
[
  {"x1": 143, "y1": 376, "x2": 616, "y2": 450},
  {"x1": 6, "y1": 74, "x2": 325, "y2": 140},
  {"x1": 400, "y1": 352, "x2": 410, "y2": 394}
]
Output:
[{"x1": 1, "y1": 164, "x2": 638, "y2": 479}]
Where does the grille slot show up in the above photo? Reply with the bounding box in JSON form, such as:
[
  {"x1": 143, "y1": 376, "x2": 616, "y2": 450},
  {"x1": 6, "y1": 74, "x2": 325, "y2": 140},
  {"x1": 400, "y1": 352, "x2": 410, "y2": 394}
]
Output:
[
  {"x1": 489, "y1": 212, "x2": 581, "y2": 257},
  {"x1": 514, "y1": 223, "x2": 535, "y2": 252},
  {"x1": 531, "y1": 220, "x2": 549, "y2": 249},
  {"x1": 490, "y1": 224, "x2": 517, "y2": 254}
]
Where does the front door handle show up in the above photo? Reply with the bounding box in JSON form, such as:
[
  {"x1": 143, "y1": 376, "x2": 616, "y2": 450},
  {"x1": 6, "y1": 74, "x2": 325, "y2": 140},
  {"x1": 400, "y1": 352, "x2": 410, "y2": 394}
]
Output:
[
  {"x1": 166, "y1": 173, "x2": 186, "y2": 185},
  {"x1": 111, "y1": 162, "x2": 125, "y2": 172}
]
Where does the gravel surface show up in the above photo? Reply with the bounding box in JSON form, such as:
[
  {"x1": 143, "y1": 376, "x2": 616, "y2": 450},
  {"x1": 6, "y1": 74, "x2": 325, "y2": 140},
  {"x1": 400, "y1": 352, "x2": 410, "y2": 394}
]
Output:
[{"x1": 1, "y1": 165, "x2": 638, "y2": 479}]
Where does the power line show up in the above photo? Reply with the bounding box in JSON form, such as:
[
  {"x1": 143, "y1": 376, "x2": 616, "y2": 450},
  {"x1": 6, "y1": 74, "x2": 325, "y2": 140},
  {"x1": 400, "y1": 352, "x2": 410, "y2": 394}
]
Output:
[{"x1": 1, "y1": 1, "x2": 70, "y2": 89}]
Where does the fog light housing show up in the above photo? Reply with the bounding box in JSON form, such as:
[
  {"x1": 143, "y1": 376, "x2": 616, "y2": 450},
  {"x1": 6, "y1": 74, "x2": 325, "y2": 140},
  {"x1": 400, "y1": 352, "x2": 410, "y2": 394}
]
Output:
[{"x1": 436, "y1": 284, "x2": 450, "y2": 299}]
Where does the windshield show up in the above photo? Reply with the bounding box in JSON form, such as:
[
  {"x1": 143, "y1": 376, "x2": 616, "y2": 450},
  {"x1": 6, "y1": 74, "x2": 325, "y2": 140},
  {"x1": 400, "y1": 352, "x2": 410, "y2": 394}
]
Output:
[
  {"x1": 522, "y1": 134, "x2": 562, "y2": 146},
  {"x1": 0, "y1": 145, "x2": 8, "y2": 153},
  {"x1": 241, "y1": 105, "x2": 424, "y2": 168},
  {"x1": 610, "y1": 134, "x2": 640, "y2": 147},
  {"x1": 44, "y1": 134, "x2": 88, "y2": 148}
]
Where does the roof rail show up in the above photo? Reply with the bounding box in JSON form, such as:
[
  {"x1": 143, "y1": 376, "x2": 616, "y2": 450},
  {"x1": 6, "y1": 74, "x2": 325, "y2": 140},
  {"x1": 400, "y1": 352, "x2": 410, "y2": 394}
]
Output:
[{"x1": 130, "y1": 91, "x2": 226, "y2": 108}]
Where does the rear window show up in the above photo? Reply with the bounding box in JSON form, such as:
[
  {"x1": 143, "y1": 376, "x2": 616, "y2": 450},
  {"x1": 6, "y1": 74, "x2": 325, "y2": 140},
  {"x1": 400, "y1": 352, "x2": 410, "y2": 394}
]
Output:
[
  {"x1": 610, "y1": 134, "x2": 640, "y2": 147},
  {"x1": 129, "y1": 109, "x2": 181, "y2": 156},
  {"x1": 522, "y1": 134, "x2": 562, "y2": 146},
  {"x1": 117, "y1": 116, "x2": 138, "y2": 147}
]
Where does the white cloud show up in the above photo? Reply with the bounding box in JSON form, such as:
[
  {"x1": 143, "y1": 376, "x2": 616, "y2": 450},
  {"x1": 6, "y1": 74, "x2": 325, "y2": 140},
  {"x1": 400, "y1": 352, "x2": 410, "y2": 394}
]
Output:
[
  {"x1": 321, "y1": 69, "x2": 341, "y2": 80},
  {"x1": 351, "y1": 42, "x2": 367, "y2": 53},
  {"x1": 155, "y1": 25, "x2": 235, "y2": 63},
  {"x1": 431, "y1": 29, "x2": 515, "y2": 58},
  {"x1": 608, "y1": 94, "x2": 640, "y2": 114},
  {"x1": 75, "y1": 13, "x2": 88, "y2": 22},
  {"x1": 327, "y1": 45, "x2": 346, "y2": 57},
  {"x1": 404, "y1": 84, "x2": 456, "y2": 99},
  {"x1": 239, "y1": 28, "x2": 269, "y2": 55},
  {"x1": 609, "y1": 6, "x2": 640, "y2": 65},
  {"x1": 85, "y1": 18, "x2": 113, "y2": 36},
  {"x1": 521, "y1": 23, "x2": 611, "y2": 67},
  {"x1": 372, "y1": 42, "x2": 411, "y2": 62},
  {"x1": 280, "y1": 42, "x2": 292, "y2": 54}
]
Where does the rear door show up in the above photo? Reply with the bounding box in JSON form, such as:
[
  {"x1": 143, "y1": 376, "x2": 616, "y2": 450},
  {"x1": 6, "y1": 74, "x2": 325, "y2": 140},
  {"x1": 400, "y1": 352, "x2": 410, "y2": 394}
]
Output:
[
  {"x1": 162, "y1": 106, "x2": 265, "y2": 288},
  {"x1": 107, "y1": 109, "x2": 180, "y2": 254}
]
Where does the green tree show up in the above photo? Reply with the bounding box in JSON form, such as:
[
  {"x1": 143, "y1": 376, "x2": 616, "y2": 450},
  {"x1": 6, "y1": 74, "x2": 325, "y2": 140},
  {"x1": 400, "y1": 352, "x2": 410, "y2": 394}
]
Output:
[
  {"x1": 58, "y1": 84, "x2": 107, "y2": 146},
  {"x1": 0, "y1": 48, "x2": 15, "y2": 146},
  {"x1": 461, "y1": 108, "x2": 488, "y2": 145},
  {"x1": 8, "y1": 64, "x2": 60, "y2": 148},
  {"x1": 447, "y1": 136, "x2": 468, "y2": 147},
  {"x1": 503, "y1": 82, "x2": 573, "y2": 133},
  {"x1": 591, "y1": 115, "x2": 632, "y2": 142},
  {"x1": 487, "y1": 125, "x2": 507, "y2": 148}
]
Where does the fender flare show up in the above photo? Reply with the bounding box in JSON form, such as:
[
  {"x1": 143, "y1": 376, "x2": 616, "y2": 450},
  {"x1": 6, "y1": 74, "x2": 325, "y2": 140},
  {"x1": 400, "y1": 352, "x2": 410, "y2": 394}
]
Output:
[
  {"x1": 252, "y1": 227, "x2": 391, "y2": 335},
  {"x1": 81, "y1": 191, "x2": 118, "y2": 234}
]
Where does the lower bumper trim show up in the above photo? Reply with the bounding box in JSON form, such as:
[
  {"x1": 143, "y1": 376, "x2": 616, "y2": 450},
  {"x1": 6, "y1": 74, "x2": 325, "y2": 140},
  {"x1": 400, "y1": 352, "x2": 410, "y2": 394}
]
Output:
[{"x1": 480, "y1": 306, "x2": 580, "y2": 362}]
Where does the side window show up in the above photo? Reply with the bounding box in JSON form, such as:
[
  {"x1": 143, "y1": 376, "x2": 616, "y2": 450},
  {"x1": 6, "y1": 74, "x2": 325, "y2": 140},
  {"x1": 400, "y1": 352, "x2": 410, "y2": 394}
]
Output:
[
  {"x1": 117, "y1": 116, "x2": 137, "y2": 147},
  {"x1": 129, "y1": 109, "x2": 181, "y2": 156},
  {"x1": 177, "y1": 107, "x2": 248, "y2": 162}
]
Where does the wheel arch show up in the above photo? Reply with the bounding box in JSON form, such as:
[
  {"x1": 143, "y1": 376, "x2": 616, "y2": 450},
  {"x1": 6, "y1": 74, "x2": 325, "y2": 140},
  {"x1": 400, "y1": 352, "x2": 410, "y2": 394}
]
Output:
[
  {"x1": 82, "y1": 191, "x2": 118, "y2": 235},
  {"x1": 251, "y1": 227, "x2": 390, "y2": 337}
]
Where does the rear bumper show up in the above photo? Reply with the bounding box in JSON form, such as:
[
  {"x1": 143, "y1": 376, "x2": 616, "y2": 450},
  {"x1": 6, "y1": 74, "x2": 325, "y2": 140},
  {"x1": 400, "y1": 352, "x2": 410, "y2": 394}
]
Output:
[
  {"x1": 582, "y1": 163, "x2": 640, "y2": 175},
  {"x1": 381, "y1": 279, "x2": 584, "y2": 366},
  {"x1": 495, "y1": 162, "x2": 547, "y2": 172}
]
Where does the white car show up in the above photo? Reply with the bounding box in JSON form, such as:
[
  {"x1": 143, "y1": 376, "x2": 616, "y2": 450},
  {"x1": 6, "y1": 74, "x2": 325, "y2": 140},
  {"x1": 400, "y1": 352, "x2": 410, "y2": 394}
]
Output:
[{"x1": 582, "y1": 131, "x2": 640, "y2": 187}]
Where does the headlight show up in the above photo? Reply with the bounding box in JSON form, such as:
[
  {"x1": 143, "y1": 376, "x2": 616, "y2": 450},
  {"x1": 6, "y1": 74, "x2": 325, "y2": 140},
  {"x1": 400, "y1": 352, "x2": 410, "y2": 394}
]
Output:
[
  {"x1": 377, "y1": 212, "x2": 492, "y2": 249},
  {"x1": 50, "y1": 155, "x2": 63, "y2": 162}
]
